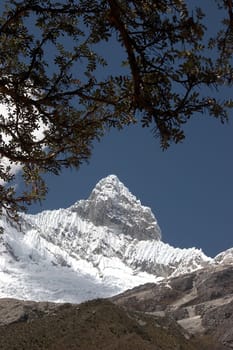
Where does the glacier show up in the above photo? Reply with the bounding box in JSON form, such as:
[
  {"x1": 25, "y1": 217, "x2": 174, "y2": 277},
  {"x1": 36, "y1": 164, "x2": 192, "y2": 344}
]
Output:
[{"x1": 0, "y1": 174, "x2": 230, "y2": 303}]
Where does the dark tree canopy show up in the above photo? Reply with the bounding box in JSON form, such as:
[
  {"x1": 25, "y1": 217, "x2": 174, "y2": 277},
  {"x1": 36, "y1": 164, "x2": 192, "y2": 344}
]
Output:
[{"x1": 0, "y1": 0, "x2": 233, "y2": 219}]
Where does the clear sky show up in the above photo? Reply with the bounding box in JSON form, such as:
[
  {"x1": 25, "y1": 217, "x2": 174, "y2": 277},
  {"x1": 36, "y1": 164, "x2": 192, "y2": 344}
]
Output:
[
  {"x1": 29, "y1": 112, "x2": 233, "y2": 258},
  {"x1": 28, "y1": 1, "x2": 233, "y2": 258},
  {"x1": 1, "y1": 1, "x2": 233, "y2": 257}
]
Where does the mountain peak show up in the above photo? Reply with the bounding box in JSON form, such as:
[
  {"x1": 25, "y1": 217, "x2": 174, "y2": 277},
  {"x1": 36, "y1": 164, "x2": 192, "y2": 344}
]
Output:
[
  {"x1": 89, "y1": 174, "x2": 133, "y2": 202},
  {"x1": 0, "y1": 174, "x2": 225, "y2": 304},
  {"x1": 100, "y1": 174, "x2": 120, "y2": 183},
  {"x1": 71, "y1": 174, "x2": 162, "y2": 241}
]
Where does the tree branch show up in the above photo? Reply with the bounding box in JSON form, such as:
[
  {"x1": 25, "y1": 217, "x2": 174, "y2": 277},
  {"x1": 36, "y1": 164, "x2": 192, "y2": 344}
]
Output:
[{"x1": 107, "y1": 0, "x2": 142, "y2": 103}]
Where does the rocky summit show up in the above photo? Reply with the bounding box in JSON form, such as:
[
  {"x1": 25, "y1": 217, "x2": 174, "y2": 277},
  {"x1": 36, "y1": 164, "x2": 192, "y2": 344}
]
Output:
[{"x1": 71, "y1": 174, "x2": 162, "y2": 241}]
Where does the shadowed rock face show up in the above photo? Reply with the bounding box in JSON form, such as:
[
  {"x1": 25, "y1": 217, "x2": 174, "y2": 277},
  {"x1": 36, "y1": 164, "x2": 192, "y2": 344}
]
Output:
[
  {"x1": 72, "y1": 175, "x2": 162, "y2": 240},
  {"x1": 112, "y1": 265, "x2": 233, "y2": 350}
]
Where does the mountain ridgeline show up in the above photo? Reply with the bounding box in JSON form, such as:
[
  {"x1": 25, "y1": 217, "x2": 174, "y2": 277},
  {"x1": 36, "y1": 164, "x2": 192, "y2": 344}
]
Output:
[
  {"x1": 0, "y1": 175, "x2": 232, "y2": 303},
  {"x1": 0, "y1": 175, "x2": 233, "y2": 349}
]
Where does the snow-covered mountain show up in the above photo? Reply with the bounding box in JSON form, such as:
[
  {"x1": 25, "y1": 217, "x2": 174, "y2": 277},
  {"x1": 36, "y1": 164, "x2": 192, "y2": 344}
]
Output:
[{"x1": 0, "y1": 175, "x2": 231, "y2": 303}]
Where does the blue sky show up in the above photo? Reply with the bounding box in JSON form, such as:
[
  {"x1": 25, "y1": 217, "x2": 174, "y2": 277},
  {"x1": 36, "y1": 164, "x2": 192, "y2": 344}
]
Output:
[
  {"x1": 1, "y1": 1, "x2": 232, "y2": 257},
  {"x1": 29, "y1": 109, "x2": 233, "y2": 257},
  {"x1": 28, "y1": 1, "x2": 233, "y2": 257}
]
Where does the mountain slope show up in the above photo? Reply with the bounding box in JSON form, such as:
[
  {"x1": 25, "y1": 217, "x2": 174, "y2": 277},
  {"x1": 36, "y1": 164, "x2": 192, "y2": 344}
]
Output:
[
  {"x1": 113, "y1": 264, "x2": 233, "y2": 350},
  {"x1": 0, "y1": 298, "x2": 208, "y2": 350},
  {"x1": 1, "y1": 264, "x2": 233, "y2": 350},
  {"x1": 0, "y1": 174, "x2": 228, "y2": 303}
]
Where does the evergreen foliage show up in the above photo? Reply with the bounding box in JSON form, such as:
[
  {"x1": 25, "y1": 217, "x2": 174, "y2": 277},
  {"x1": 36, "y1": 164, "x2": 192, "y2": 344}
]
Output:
[{"x1": 0, "y1": 0, "x2": 233, "y2": 218}]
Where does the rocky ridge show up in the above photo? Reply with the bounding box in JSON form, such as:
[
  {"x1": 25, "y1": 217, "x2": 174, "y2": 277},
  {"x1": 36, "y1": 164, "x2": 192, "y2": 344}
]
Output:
[
  {"x1": 19, "y1": 175, "x2": 213, "y2": 280},
  {"x1": 113, "y1": 264, "x2": 233, "y2": 350}
]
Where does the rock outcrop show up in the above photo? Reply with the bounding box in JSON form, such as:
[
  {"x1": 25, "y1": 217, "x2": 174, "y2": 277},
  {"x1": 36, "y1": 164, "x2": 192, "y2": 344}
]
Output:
[{"x1": 113, "y1": 265, "x2": 233, "y2": 350}]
